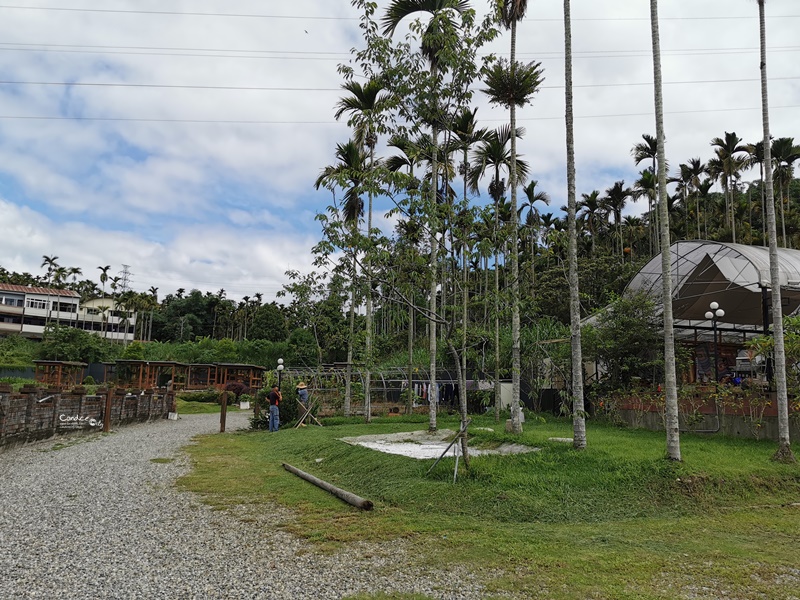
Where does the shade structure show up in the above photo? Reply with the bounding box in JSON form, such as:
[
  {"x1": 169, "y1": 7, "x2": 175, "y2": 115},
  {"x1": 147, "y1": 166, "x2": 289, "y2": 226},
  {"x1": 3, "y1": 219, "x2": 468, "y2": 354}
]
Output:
[{"x1": 625, "y1": 240, "x2": 800, "y2": 337}]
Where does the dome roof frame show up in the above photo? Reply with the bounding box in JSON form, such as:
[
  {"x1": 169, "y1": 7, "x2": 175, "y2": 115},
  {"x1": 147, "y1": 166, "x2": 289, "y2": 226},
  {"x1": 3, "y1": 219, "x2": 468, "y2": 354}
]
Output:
[{"x1": 625, "y1": 240, "x2": 800, "y2": 338}]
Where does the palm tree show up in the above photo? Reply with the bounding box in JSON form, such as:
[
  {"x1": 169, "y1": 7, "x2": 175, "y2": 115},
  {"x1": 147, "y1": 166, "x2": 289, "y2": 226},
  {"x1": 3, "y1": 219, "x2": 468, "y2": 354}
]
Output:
[
  {"x1": 40, "y1": 256, "x2": 60, "y2": 328},
  {"x1": 97, "y1": 265, "x2": 111, "y2": 298},
  {"x1": 685, "y1": 158, "x2": 707, "y2": 239},
  {"x1": 771, "y1": 137, "x2": 800, "y2": 247},
  {"x1": 315, "y1": 139, "x2": 368, "y2": 418},
  {"x1": 481, "y1": 33, "x2": 544, "y2": 433},
  {"x1": 52, "y1": 266, "x2": 68, "y2": 289},
  {"x1": 696, "y1": 178, "x2": 714, "y2": 239},
  {"x1": 650, "y1": 0, "x2": 681, "y2": 461},
  {"x1": 633, "y1": 169, "x2": 657, "y2": 242},
  {"x1": 334, "y1": 78, "x2": 389, "y2": 423},
  {"x1": 621, "y1": 215, "x2": 646, "y2": 260},
  {"x1": 564, "y1": 0, "x2": 586, "y2": 449},
  {"x1": 469, "y1": 125, "x2": 528, "y2": 423},
  {"x1": 632, "y1": 134, "x2": 659, "y2": 252},
  {"x1": 519, "y1": 179, "x2": 550, "y2": 290},
  {"x1": 109, "y1": 277, "x2": 122, "y2": 297},
  {"x1": 383, "y1": 0, "x2": 470, "y2": 433},
  {"x1": 745, "y1": 141, "x2": 768, "y2": 244},
  {"x1": 756, "y1": 0, "x2": 794, "y2": 462},
  {"x1": 451, "y1": 106, "x2": 487, "y2": 443},
  {"x1": 710, "y1": 131, "x2": 748, "y2": 243},
  {"x1": 602, "y1": 180, "x2": 632, "y2": 260},
  {"x1": 669, "y1": 164, "x2": 693, "y2": 239},
  {"x1": 148, "y1": 286, "x2": 158, "y2": 341},
  {"x1": 577, "y1": 190, "x2": 605, "y2": 257},
  {"x1": 40, "y1": 255, "x2": 59, "y2": 285},
  {"x1": 67, "y1": 267, "x2": 82, "y2": 287}
]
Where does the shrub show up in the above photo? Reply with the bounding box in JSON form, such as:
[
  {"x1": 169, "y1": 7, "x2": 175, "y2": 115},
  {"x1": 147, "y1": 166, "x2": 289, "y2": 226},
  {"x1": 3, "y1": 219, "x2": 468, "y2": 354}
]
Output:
[
  {"x1": 177, "y1": 389, "x2": 221, "y2": 404},
  {"x1": 251, "y1": 387, "x2": 298, "y2": 425},
  {"x1": 250, "y1": 412, "x2": 270, "y2": 430},
  {"x1": 82, "y1": 375, "x2": 96, "y2": 385},
  {"x1": 224, "y1": 381, "x2": 250, "y2": 399}
]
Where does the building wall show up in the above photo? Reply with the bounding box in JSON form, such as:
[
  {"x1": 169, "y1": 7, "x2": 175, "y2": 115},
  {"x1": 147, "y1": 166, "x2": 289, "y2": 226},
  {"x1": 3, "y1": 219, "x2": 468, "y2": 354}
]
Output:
[
  {"x1": 0, "y1": 286, "x2": 134, "y2": 343},
  {"x1": 0, "y1": 290, "x2": 25, "y2": 334}
]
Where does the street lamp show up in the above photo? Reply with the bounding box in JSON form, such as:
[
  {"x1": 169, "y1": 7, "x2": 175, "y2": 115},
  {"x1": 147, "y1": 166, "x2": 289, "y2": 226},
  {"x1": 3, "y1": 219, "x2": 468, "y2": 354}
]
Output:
[
  {"x1": 704, "y1": 302, "x2": 725, "y2": 383},
  {"x1": 277, "y1": 358, "x2": 284, "y2": 390}
]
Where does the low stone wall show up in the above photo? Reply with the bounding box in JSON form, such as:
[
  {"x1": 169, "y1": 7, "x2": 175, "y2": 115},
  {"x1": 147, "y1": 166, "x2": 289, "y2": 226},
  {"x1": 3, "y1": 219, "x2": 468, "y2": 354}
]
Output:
[
  {"x1": 612, "y1": 388, "x2": 800, "y2": 442},
  {"x1": 0, "y1": 384, "x2": 176, "y2": 449}
]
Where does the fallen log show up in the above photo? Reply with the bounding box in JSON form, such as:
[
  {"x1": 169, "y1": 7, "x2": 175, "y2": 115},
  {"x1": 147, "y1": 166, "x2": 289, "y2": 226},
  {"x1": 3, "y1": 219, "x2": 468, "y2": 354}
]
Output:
[{"x1": 282, "y1": 463, "x2": 373, "y2": 510}]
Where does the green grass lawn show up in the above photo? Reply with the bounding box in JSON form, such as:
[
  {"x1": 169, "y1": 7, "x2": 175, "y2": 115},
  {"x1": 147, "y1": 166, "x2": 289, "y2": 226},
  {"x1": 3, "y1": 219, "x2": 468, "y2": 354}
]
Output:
[{"x1": 177, "y1": 414, "x2": 800, "y2": 600}]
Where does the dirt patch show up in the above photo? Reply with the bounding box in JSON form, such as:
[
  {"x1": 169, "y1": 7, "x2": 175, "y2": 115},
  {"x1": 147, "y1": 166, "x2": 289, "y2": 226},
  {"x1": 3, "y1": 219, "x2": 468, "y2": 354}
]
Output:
[{"x1": 339, "y1": 429, "x2": 540, "y2": 460}]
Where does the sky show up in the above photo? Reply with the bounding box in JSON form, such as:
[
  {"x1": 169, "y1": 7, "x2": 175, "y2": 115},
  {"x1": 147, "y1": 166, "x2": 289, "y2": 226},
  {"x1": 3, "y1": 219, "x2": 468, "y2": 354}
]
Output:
[{"x1": 0, "y1": 0, "x2": 798, "y2": 303}]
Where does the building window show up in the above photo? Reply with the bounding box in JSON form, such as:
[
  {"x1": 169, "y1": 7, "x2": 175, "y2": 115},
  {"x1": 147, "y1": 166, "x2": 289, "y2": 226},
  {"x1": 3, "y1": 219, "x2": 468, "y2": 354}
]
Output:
[{"x1": 26, "y1": 298, "x2": 48, "y2": 310}]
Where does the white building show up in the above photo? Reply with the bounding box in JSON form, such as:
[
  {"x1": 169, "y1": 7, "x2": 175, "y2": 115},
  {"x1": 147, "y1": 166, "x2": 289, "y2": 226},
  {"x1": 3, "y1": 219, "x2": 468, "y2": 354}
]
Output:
[{"x1": 0, "y1": 283, "x2": 134, "y2": 343}]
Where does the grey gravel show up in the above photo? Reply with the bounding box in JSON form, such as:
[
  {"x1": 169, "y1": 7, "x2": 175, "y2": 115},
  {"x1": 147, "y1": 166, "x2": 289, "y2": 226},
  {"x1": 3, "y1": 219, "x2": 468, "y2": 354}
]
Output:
[{"x1": 0, "y1": 413, "x2": 491, "y2": 599}]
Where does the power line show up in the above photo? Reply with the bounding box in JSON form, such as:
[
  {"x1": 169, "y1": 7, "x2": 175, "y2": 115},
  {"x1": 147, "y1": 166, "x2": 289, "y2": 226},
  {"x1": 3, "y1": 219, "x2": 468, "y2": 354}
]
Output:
[
  {"x1": 1, "y1": 41, "x2": 798, "y2": 59},
  {"x1": 515, "y1": 104, "x2": 800, "y2": 122},
  {"x1": 1, "y1": 75, "x2": 797, "y2": 92},
  {"x1": 0, "y1": 4, "x2": 796, "y2": 21},
  {"x1": 0, "y1": 47, "x2": 346, "y2": 61},
  {"x1": 544, "y1": 76, "x2": 800, "y2": 89},
  {"x1": 0, "y1": 41, "x2": 349, "y2": 56},
  {"x1": 0, "y1": 5, "x2": 356, "y2": 20},
  {"x1": 2, "y1": 45, "x2": 799, "y2": 63},
  {"x1": 0, "y1": 104, "x2": 795, "y2": 125},
  {"x1": 0, "y1": 115, "x2": 342, "y2": 124},
  {"x1": 0, "y1": 80, "x2": 341, "y2": 91}
]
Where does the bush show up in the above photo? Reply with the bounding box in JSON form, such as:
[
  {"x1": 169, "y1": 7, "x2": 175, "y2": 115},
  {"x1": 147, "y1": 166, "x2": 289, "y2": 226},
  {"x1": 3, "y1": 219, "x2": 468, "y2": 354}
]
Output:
[
  {"x1": 250, "y1": 387, "x2": 298, "y2": 427},
  {"x1": 224, "y1": 381, "x2": 250, "y2": 399},
  {"x1": 82, "y1": 375, "x2": 96, "y2": 385},
  {"x1": 250, "y1": 412, "x2": 270, "y2": 430},
  {"x1": 177, "y1": 389, "x2": 221, "y2": 404}
]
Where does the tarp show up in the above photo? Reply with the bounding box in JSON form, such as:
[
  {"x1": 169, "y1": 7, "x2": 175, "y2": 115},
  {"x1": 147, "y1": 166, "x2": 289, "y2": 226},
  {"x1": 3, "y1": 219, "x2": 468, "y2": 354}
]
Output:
[{"x1": 625, "y1": 240, "x2": 800, "y2": 335}]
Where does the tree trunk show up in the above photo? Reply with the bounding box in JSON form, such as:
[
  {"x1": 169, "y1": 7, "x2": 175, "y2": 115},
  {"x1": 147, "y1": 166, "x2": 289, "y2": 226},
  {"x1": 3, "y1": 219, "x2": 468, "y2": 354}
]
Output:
[
  {"x1": 428, "y1": 65, "x2": 440, "y2": 433},
  {"x1": 365, "y1": 144, "x2": 374, "y2": 424},
  {"x1": 344, "y1": 270, "x2": 356, "y2": 418},
  {"x1": 508, "y1": 18, "x2": 523, "y2": 435},
  {"x1": 564, "y1": 0, "x2": 586, "y2": 449},
  {"x1": 447, "y1": 341, "x2": 470, "y2": 467},
  {"x1": 494, "y1": 249, "x2": 501, "y2": 423},
  {"x1": 407, "y1": 302, "x2": 415, "y2": 415},
  {"x1": 780, "y1": 186, "x2": 787, "y2": 248},
  {"x1": 758, "y1": 0, "x2": 795, "y2": 462},
  {"x1": 651, "y1": 0, "x2": 681, "y2": 461}
]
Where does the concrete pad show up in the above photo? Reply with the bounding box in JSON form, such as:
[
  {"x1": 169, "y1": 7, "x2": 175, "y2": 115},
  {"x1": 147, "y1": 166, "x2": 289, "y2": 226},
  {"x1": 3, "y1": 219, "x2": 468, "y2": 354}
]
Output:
[{"x1": 339, "y1": 429, "x2": 540, "y2": 460}]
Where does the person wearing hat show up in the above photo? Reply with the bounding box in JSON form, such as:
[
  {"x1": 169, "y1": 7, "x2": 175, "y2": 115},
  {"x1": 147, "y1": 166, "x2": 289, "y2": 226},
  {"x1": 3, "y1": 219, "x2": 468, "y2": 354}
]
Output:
[{"x1": 296, "y1": 382, "x2": 309, "y2": 426}]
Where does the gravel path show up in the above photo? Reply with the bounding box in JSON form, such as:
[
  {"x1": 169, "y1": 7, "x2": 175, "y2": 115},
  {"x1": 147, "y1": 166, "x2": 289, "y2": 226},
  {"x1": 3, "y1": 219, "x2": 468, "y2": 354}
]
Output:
[{"x1": 0, "y1": 413, "x2": 489, "y2": 600}]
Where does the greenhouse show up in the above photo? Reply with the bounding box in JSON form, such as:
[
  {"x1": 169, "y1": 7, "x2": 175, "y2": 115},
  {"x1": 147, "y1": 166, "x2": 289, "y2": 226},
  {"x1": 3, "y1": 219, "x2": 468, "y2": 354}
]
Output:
[
  {"x1": 627, "y1": 240, "x2": 800, "y2": 337},
  {"x1": 625, "y1": 240, "x2": 800, "y2": 383}
]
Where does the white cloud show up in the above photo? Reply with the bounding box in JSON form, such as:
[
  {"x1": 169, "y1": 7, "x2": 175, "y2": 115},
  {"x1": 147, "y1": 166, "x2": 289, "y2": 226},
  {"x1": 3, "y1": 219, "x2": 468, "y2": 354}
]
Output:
[{"x1": 0, "y1": 0, "x2": 798, "y2": 300}]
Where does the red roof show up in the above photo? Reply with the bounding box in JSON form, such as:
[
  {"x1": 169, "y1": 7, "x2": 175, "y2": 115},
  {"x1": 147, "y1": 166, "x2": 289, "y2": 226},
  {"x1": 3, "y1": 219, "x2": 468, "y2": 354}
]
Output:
[{"x1": 0, "y1": 283, "x2": 80, "y2": 297}]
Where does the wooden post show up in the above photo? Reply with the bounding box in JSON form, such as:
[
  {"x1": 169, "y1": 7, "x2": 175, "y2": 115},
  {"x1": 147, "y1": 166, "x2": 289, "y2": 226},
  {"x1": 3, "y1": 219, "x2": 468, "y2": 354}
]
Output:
[
  {"x1": 282, "y1": 463, "x2": 373, "y2": 510},
  {"x1": 103, "y1": 391, "x2": 112, "y2": 433},
  {"x1": 50, "y1": 393, "x2": 60, "y2": 432},
  {"x1": 220, "y1": 391, "x2": 228, "y2": 433}
]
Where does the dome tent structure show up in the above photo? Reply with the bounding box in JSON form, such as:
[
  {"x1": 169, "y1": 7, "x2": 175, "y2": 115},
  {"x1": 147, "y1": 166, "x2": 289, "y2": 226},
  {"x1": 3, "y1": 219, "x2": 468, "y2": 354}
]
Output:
[{"x1": 625, "y1": 240, "x2": 800, "y2": 340}]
